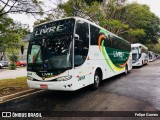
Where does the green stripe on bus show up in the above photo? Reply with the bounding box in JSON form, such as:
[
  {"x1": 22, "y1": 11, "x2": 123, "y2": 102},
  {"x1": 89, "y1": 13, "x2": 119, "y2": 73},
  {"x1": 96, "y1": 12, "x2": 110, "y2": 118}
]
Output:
[{"x1": 101, "y1": 40, "x2": 115, "y2": 73}]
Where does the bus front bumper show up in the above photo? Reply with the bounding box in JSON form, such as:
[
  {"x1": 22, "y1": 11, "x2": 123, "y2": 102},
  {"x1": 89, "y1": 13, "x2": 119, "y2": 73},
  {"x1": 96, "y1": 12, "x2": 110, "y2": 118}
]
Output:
[
  {"x1": 27, "y1": 79, "x2": 79, "y2": 91},
  {"x1": 132, "y1": 62, "x2": 142, "y2": 67}
]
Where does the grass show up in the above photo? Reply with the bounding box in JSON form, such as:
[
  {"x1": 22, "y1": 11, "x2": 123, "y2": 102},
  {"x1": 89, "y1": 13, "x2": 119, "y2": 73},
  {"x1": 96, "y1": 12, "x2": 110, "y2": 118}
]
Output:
[{"x1": 0, "y1": 77, "x2": 30, "y2": 97}]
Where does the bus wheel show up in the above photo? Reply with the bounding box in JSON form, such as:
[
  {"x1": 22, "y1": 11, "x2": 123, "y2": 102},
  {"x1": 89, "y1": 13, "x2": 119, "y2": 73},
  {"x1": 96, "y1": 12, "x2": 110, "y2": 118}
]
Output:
[
  {"x1": 92, "y1": 71, "x2": 101, "y2": 90},
  {"x1": 124, "y1": 65, "x2": 128, "y2": 75},
  {"x1": 141, "y1": 61, "x2": 143, "y2": 67}
]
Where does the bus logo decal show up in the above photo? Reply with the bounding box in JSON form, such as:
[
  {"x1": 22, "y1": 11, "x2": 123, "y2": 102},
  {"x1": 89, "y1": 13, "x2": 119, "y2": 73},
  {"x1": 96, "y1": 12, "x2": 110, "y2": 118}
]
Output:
[
  {"x1": 98, "y1": 32, "x2": 127, "y2": 72},
  {"x1": 78, "y1": 76, "x2": 85, "y2": 81},
  {"x1": 113, "y1": 51, "x2": 124, "y2": 58},
  {"x1": 98, "y1": 34, "x2": 106, "y2": 51}
]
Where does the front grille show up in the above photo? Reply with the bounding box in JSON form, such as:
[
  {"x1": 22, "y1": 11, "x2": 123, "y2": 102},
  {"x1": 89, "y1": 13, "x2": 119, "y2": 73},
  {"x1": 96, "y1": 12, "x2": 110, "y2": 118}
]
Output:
[{"x1": 32, "y1": 79, "x2": 57, "y2": 82}]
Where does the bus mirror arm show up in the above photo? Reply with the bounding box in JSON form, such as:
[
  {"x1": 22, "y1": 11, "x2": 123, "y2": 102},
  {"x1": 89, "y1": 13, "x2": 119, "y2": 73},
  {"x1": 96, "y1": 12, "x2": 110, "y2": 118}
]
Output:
[
  {"x1": 74, "y1": 34, "x2": 79, "y2": 40},
  {"x1": 21, "y1": 45, "x2": 24, "y2": 54}
]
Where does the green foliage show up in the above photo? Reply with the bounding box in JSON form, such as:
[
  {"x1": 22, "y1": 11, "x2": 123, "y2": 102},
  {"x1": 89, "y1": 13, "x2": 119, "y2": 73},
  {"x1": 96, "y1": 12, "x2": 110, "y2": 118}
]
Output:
[
  {"x1": 34, "y1": 16, "x2": 52, "y2": 26},
  {"x1": 59, "y1": 0, "x2": 104, "y2": 23},
  {"x1": 0, "y1": 14, "x2": 29, "y2": 57},
  {"x1": 9, "y1": 63, "x2": 17, "y2": 70},
  {"x1": 128, "y1": 29, "x2": 145, "y2": 37},
  {"x1": 33, "y1": 0, "x2": 160, "y2": 45},
  {"x1": 145, "y1": 42, "x2": 160, "y2": 54},
  {"x1": 8, "y1": 54, "x2": 19, "y2": 63},
  {"x1": 84, "y1": 0, "x2": 103, "y2": 5},
  {"x1": 100, "y1": 20, "x2": 129, "y2": 35},
  {"x1": 8, "y1": 53, "x2": 19, "y2": 70},
  {"x1": 121, "y1": 3, "x2": 160, "y2": 43},
  {"x1": 0, "y1": 15, "x2": 14, "y2": 33},
  {"x1": 59, "y1": 0, "x2": 85, "y2": 17},
  {"x1": 83, "y1": 1, "x2": 103, "y2": 22}
]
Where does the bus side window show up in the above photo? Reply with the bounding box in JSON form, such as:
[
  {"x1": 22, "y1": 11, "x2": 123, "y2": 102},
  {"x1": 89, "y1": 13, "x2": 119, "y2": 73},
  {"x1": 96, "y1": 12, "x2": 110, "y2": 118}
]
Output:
[
  {"x1": 90, "y1": 25, "x2": 100, "y2": 45},
  {"x1": 103, "y1": 36, "x2": 111, "y2": 48},
  {"x1": 74, "y1": 20, "x2": 89, "y2": 67}
]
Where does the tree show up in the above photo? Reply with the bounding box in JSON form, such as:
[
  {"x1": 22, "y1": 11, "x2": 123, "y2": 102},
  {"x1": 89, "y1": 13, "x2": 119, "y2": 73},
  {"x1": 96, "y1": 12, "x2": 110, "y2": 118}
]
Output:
[
  {"x1": 33, "y1": 0, "x2": 160, "y2": 44},
  {"x1": 84, "y1": 0, "x2": 103, "y2": 5},
  {"x1": 119, "y1": 3, "x2": 160, "y2": 44},
  {"x1": 0, "y1": 14, "x2": 29, "y2": 60},
  {"x1": 88, "y1": 0, "x2": 160, "y2": 44},
  {"x1": 0, "y1": 0, "x2": 44, "y2": 17},
  {"x1": 59, "y1": 0, "x2": 103, "y2": 23}
]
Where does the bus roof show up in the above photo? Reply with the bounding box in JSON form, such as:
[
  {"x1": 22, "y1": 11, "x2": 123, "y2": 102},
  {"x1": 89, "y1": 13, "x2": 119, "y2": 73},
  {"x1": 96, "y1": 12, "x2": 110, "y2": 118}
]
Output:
[
  {"x1": 131, "y1": 43, "x2": 148, "y2": 49},
  {"x1": 149, "y1": 51, "x2": 154, "y2": 53},
  {"x1": 34, "y1": 17, "x2": 130, "y2": 44},
  {"x1": 34, "y1": 17, "x2": 95, "y2": 28}
]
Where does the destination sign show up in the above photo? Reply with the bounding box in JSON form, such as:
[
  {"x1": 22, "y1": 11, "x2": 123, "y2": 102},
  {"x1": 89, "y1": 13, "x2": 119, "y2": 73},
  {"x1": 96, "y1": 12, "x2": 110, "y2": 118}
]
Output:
[
  {"x1": 32, "y1": 19, "x2": 75, "y2": 38},
  {"x1": 34, "y1": 25, "x2": 64, "y2": 36}
]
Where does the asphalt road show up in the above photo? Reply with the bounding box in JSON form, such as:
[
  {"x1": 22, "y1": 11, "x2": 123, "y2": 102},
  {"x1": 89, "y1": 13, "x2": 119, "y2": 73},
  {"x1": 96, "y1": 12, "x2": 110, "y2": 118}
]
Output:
[{"x1": 0, "y1": 60, "x2": 160, "y2": 119}]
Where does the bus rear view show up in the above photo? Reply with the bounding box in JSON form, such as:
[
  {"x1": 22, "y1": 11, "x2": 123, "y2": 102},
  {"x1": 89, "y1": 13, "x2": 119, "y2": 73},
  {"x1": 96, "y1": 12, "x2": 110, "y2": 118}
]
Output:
[{"x1": 131, "y1": 43, "x2": 149, "y2": 67}]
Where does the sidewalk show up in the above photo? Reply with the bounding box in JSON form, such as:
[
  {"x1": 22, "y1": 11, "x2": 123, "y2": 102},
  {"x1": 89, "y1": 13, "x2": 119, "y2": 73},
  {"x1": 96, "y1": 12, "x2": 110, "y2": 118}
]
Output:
[{"x1": 0, "y1": 67, "x2": 27, "y2": 79}]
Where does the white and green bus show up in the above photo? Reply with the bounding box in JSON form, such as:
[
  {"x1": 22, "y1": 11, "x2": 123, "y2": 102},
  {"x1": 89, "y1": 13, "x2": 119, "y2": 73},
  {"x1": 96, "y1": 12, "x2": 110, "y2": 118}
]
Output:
[
  {"x1": 27, "y1": 17, "x2": 132, "y2": 91},
  {"x1": 131, "y1": 43, "x2": 149, "y2": 67},
  {"x1": 148, "y1": 51, "x2": 156, "y2": 62}
]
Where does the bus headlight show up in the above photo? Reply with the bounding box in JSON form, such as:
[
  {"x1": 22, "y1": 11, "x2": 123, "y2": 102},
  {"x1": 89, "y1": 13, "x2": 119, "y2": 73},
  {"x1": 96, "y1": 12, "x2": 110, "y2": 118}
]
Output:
[
  {"x1": 56, "y1": 76, "x2": 72, "y2": 81},
  {"x1": 27, "y1": 76, "x2": 33, "y2": 81}
]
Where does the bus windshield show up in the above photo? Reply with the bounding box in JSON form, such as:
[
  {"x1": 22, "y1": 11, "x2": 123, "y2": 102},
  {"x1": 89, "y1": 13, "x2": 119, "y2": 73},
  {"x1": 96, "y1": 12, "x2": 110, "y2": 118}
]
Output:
[
  {"x1": 27, "y1": 19, "x2": 75, "y2": 72},
  {"x1": 132, "y1": 53, "x2": 138, "y2": 60},
  {"x1": 132, "y1": 47, "x2": 139, "y2": 61}
]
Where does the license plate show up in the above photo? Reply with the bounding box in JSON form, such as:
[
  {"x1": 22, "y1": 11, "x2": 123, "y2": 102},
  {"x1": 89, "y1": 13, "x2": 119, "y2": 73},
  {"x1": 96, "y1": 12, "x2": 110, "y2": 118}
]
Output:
[{"x1": 40, "y1": 84, "x2": 48, "y2": 89}]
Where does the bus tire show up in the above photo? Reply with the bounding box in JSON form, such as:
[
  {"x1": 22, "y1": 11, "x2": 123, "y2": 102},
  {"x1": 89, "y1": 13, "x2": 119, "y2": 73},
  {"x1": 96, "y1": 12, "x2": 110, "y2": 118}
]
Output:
[
  {"x1": 124, "y1": 65, "x2": 128, "y2": 75},
  {"x1": 91, "y1": 71, "x2": 101, "y2": 90},
  {"x1": 141, "y1": 61, "x2": 143, "y2": 67}
]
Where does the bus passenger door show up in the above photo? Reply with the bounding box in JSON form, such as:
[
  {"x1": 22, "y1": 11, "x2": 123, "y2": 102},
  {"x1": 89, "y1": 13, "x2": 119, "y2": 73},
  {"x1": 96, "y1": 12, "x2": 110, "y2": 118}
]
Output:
[{"x1": 74, "y1": 20, "x2": 90, "y2": 85}]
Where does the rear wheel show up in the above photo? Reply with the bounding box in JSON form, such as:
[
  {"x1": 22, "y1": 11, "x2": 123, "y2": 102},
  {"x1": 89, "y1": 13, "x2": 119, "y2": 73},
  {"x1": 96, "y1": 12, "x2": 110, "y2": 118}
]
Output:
[
  {"x1": 0, "y1": 66, "x2": 2, "y2": 69},
  {"x1": 91, "y1": 71, "x2": 101, "y2": 90}
]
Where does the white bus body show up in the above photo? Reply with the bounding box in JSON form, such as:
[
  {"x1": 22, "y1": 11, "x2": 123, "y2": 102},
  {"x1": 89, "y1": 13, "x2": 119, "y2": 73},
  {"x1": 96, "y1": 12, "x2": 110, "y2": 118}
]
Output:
[
  {"x1": 27, "y1": 17, "x2": 132, "y2": 91},
  {"x1": 131, "y1": 43, "x2": 149, "y2": 67},
  {"x1": 149, "y1": 51, "x2": 156, "y2": 62}
]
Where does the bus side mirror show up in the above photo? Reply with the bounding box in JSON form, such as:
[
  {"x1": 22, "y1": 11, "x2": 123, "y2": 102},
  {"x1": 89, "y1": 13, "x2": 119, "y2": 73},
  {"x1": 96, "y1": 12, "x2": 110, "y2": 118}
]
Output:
[
  {"x1": 74, "y1": 34, "x2": 79, "y2": 40},
  {"x1": 21, "y1": 45, "x2": 24, "y2": 54}
]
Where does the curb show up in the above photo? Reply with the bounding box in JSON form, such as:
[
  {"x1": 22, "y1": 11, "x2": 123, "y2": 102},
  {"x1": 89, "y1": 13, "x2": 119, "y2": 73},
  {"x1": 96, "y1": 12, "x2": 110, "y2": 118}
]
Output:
[{"x1": 0, "y1": 89, "x2": 43, "y2": 103}]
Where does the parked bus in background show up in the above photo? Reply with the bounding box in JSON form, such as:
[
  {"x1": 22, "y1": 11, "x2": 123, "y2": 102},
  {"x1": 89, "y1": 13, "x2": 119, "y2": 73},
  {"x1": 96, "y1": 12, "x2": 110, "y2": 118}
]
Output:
[
  {"x1": 148, "y1": 51, "x2": 156, "y2": 62},
  {"x1": 27, "y1": 17, "x2": 132, "y2": 91},
  {"x1": 131, "y1": 43, "x2": 149, "y2": 67}
]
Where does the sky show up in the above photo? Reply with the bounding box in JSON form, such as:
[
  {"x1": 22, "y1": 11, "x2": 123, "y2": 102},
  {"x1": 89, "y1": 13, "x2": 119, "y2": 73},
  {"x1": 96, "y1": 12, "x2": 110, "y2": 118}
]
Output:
[{"x1": 8, "y1": 0, "x2": 160, "y2": 31}]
